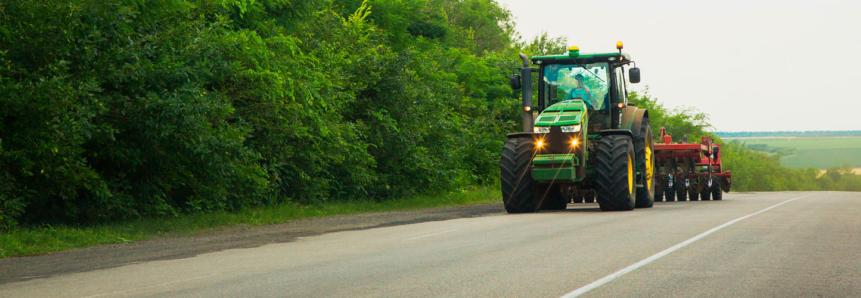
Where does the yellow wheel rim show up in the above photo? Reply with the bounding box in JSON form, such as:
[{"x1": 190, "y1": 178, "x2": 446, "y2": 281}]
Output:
[
  {"x1": 628, "y1": 154, "x2": 634, "y2": 194},
  {"x1": 645, "y1": 145, "x2": 653, "y2": 190}
]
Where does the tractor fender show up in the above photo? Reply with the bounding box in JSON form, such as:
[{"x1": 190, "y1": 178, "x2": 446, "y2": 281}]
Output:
[
  {"x1": 598, "y1": 129, "x2": 633, "y2": 138},
  {"x1": 621, "y1": 108, "x2": 637, "y2": 131},
  {"x1": 631, "y1": 109, "x2": 649, "y2": 139},
  {"x1": 506, "y1": 132, "x2": 541, "y2": 140}
]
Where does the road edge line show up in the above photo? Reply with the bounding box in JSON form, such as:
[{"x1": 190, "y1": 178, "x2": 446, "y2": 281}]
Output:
[{"x1": 403, "y1": 229, "x2": 458, "y2": 241}]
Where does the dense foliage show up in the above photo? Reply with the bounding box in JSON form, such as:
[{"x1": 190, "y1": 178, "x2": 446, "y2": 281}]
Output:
[{"x1": 0, "y1": 0, "x2": 532, "y2": 229}]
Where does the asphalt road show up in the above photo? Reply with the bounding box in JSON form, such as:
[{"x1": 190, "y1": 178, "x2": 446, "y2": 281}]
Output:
[{"x1": 2, "y1": 192, "x2": 860, "y2": 297}]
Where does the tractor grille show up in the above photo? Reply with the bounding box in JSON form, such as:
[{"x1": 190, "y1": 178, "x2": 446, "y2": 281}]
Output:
[{"x1": 538, "y1": 126, "x2": 582, "y2": 156}]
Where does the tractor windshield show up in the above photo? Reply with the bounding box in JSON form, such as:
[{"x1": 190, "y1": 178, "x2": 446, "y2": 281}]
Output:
[{"x1": 541, "y1": 63, "x2": 610, "y2": 111}]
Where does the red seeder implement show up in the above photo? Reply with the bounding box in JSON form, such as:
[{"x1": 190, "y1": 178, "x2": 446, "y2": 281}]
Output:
[{"x1": 652, "y1": 127, "x2": 732, "y2": 201}]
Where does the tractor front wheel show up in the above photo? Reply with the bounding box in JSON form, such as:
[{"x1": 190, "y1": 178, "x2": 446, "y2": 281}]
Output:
[
  {"x1": 595, "y1": 135, "x2": 637, "y2": 211},
  {"x1": 501, "y1": 138, "x2": 539, "y2": 213}
]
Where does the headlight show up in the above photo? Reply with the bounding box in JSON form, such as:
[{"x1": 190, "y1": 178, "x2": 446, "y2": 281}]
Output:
[
  {"x1": 534, "y1": 126, "x2": 550, "y2": 133},
  {"x1": 560, "y1": 125, "x2": 581, "y2": 133}
]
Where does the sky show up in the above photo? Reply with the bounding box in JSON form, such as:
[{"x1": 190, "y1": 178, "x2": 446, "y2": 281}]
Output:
[{"x1": 494, "y1": 0, "x2": 861, "y2": 132}]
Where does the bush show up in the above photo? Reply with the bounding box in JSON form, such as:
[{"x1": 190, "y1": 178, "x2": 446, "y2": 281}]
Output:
[{"x1": 0, "y1": 0, "x2": 524, "y2": 229}]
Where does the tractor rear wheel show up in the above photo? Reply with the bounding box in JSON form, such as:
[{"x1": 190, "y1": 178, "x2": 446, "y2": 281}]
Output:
[
  {"x1": 501, "y1": 138, "x2": 539, "y2": 213},
  {"x1": 595, "y1": 135, "x2": 637, "y2": 211},
  {"x1": 539, "y1": 184, "x2": 569, "y2": 210},
  {"x1": 634, "y1": 120, "x2": 655, "y2": 208},
  {"x1": 711, "y1": 178, "x2": 723, "y2": 200}
]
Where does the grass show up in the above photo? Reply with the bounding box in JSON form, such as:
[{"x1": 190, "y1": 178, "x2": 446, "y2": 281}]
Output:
[
  {"x1": 0, "y1": 186, "x2": 500, "y2": 258},
  {"x1": 782, "y1": 148, "x2": 861, "y2": 169},
  {"x1": 725, "y1": 137, "x2": 861, "y2": 169},
  {"x1": 724, "y1": 136, "x2": 861, "y2": 150}
]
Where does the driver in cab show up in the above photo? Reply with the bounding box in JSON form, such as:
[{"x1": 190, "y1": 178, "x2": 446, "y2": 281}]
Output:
[{"x1": 566, "y1": 74, "x2": 593, "y2": 105}]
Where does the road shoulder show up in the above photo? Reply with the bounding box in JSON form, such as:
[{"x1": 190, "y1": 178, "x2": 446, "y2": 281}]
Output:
[{"x1": 0, "y1": 203, "x2": 504, "y2": 284}]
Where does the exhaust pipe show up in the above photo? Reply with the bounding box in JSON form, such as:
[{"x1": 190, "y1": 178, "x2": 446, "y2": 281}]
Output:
[{"x1": 519, "y1": 53, "x2": 533, "y2": 133}]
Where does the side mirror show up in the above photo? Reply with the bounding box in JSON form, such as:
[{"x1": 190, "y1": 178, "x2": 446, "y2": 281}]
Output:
[
  {"x1": 713, "y1": 146, "x2": 720, "y2": 158},
  {"x1": 509, "y1": 73, "x2": 522, "y2": 90},
  {"x1": 629, "y1": 67, "x2": 641, "y2": 84}
]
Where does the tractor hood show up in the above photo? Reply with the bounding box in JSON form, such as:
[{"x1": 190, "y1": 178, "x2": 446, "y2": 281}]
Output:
[{"x1": 534, "y1": 100, "x2": 587, "y2": 126}]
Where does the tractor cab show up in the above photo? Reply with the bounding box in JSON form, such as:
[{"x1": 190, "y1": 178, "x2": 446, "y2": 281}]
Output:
[{"x1": 529, "y1": 45, "x2": 640, "y2": 132}]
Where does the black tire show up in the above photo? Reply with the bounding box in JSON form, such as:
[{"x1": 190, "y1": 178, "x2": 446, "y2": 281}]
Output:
[
  {"x1": 676, "y1": 186, "x2": 687, "y2": 201},
  {"x1": 634, "y1": 120, "x2": 655, "y2": 208},
  {"x1": 655, "y1": 177, "x2": 668, "y2": 202},
  {"x1": 675, "y1": 176, "x2": 687, "y2": 201},
  {"x1": 595, "y1": 135, "x2": 637, "y2": 211},
  {"x1": 700, "y1": 178, "x2": 711, "y2": 201},
  {"x1": 573, "y1": 191, "x2": 585, "y2": 204},
  {"x1": 539, "y1": 184, "x2": 569, "y2": 210},
  {"x1": 501, "y1": 138, "x2": 539, "y2": 213},
  {"x1": 583, "y1": 189, "x2": 596, "y2": 203},
  {"x1": 664, "y1": 188, "x2": 675, "y2": 202},
  {"x1": 664, "y1": 176, "x2": 676, "y2": 201},
  {"x1": 711, "y1": 178, "x2": 723, "y2": 200},
  {"x1": 688, "y1": 186, "x2": 699, "y2": 201}
]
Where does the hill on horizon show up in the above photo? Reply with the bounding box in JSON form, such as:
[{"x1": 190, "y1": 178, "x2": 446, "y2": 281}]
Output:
[
  {"x1": 716, "y1": 131, "x2": 861, "y2": 138},
  {"x1": 724, "y1": 136, "x2": 861, "y2": 170}
]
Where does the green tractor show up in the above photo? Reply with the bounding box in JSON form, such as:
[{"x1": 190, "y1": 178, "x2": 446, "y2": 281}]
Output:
[{"x1": 502, "y1": 42, "x2": 655, "y2": 212}]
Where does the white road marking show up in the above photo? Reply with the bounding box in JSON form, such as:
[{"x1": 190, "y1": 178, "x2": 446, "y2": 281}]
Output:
[
  {"x1": 560, "y1": 194, "x2": 816, "y2": 298},
  {"x1": 403, "y1": 229, "x2": 458, "y2": 241},
  {"x1": 80, "y1": 273, "x2": 219, "y2": 298}
]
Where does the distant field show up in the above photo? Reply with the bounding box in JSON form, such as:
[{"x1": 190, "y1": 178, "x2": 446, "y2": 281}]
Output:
[
  {"x1": 724, "y1": 137, "x2": 861, "y2": 169},
  {"x1": 821, "y1": 168, "x2": 861, "y2": 175}
]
